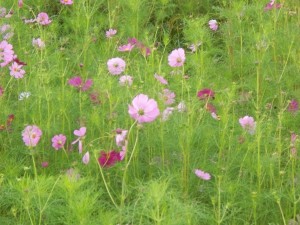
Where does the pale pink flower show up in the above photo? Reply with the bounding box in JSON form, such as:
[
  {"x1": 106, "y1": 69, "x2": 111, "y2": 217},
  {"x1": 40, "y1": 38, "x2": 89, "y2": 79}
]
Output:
[
  {"x1": 208, "y1": 19, "x2": 218, "y2": 31},
  {"x1": 24, "y1": 18, "x2": 36, "y2": 24},
  {"x1": 60, "y1": 0, "x2": 73, "y2": 5},
  {"x1": 0, "y1": 7, "x2": 6, "y2": 18},
  {"x1": 195, "y1": 169, "x2": 211, "y2": 180},
  {"x1": 115, "y1": 128, "x2": 128, "y2": 147},
  {"x1": 51, "y1": 134, "x2": 66, "y2": 150},
  {"x1": 177, "y1": 101, "x2": 186, "y2": 112},
  {"x1": 68, "y1": 76, "x2": 93, "y2": 91},
  {"x1": 188, "y1": 42, "x2": 202, "y2": 52},
  {"x1": 0, "y1": 40, "x2": 14, "y2": 67},
  {"x1": 3, "y1": 32, "x2": 14, "y2": 40},
  {"x1": 154, "y1": 73, "x2": 168, "y2": 85},
  {"x1": 118, "y1": 43, "x2": 135, "y2": 52},
  {"x1": 168, "y1": 48, "x2": 185, "y2": 67},
  {"x1": 82, "y1": 152, "x2": 90, "y2": 164},
  {"x1": 107, "y1": 57, "x2": 126, "y2": 75},
  {"x1": 37, "y1": 12, "x2": 51, "y2": 25},
  {"x1": 0, "y1": 24, "x2": 11, "y2": 34},
  {"x1": 119, "y1": 75, "x2": 133, "y2": 86},
  {"x1": 32, "y1": 38, "x2": 45, "y2": 49},
  {"x1": 128, "y1": 94, "x2": 160, "y2": 123},
  {"x1": 106, "y1": 29, "x2": 117, "y2": 38},
  {"x1": 162, "y1": 107, "x2": 174, "y2": 121},
  {"x1": 72, "y1": 127, "x2": 86, "y2": 153},
  {"x1": 239, "y1": 116, "x2": 256, "y2": 135},
  {"x1": 120, "y1": 142, "x2": 127, "y2": 160},
  {"x1": 22, "y1": 125, "x2": 42, "y2": 147},
  {"x1": 9, "y1": 62, "x2": 25, "y2": 79},
  {"x1": 161, "y1": 89, "x2": 175, "y2": 105}
]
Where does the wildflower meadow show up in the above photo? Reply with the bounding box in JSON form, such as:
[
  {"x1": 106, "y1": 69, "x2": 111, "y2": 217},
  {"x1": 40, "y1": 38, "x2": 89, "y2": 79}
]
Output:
[{"x1": 0, "y1": 0, "x2": 299, "y2": 224}]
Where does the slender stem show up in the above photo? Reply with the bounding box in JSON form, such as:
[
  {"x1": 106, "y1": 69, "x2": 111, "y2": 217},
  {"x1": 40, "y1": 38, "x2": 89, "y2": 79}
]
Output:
[{"x1": 96, "y1": 154, "x2": 119, "y2": 209}]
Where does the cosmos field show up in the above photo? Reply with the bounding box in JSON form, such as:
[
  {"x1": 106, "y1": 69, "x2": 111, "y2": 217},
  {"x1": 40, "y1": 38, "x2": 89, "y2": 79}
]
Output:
[{"x1": 0, "y1": 0, "x2": 300, "y2": 224}]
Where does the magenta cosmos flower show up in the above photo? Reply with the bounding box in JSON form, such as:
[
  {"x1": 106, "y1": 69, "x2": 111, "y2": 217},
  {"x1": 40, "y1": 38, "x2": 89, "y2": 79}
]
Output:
[
  {"x1": 106, "y1": 28, "x2": 117, "y2": 38},
  {"x1": 197, "y1": 88, "x2": 215, "y2": 100},
  {"x1": 0, "y1": 40, "x2": 14, "y2": 67},
  {"x1": 107, "y1": 57, "x2": 126, "y2": 75},
  {"x1": 22, "y1": 125, "x2": 42, "y2": 147},
  {"x1": 51, "y1": 134, "x2": 66, "y2": 150},
  {"x1": 37, "y1": 12, "x2": 51, "y2": 25},
  {"x1": 264, "y1": 0, "x2": 281, "y2": 11},
  {"x1": 98, "y1": 150, "x2": 121, "y2": 168},
  {"x1": 288, "y1": 99, "x2": 298, "y2": 113},
  {"x1": 168, "y1": 48, "x2": 185, "y2": 67},
  {"x1": 195, "y1": 169, "x2": 211, "y2": 180},
  {"x1": 68, "y1": 76, "x2": 93, "y2": 91},
  {"x1": 9, "y1": 62, "x2": 25, "y2": 79},
  {"x1": 128, "y1": 94, "x2": 160, "y2": 123},
  {"x1": 60, "y1": 0, "x2": 73, "y2": 5},
  {"x1": 208, "y1": 20, "x2": 218, "y2": 31},
  {"x1": 239, "y1": 116, "x2": 256, "y2": 135}
]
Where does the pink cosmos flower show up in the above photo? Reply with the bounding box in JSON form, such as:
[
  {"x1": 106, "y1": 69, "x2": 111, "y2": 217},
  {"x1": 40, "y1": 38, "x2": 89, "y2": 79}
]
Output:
[
  {"x1": 161, "y1": 89, "x2": 176, "y2": 105},
  {"x1": 106, "y1": 29, "x2": 117, "y2": 38},
  {"x1": 22, "y1": 125, "x2": 42, "y2": 147},
  {"x1": 0, "y1": 40, "x2": 14, "y2": 67},
  {"x1": 9, "y1": 62, "x2": 25, "y2": 79},
  {"x1": 51, "y1": 134, "x2": 66, "y2": 150},
  {"x1": 32, "y1": 38, "x2": 45, "y2": 49},
  {"x1": 60, "y1": 0, "x2": 73, "y2": 5},
  {"x1": 264, "y1": 0, "x2": 281, "y2": 11},
  {"x1": 0, "y1": 24, "x2": 11, "y2": 34},
  {"x1": 0, "y1": 86, "x2": 3, "y2": 97},
  {"x1": 195, "y1": 169, "x2": 211, "y2": 180},
  {"x1": 118, "y1": 43, "x2": 135, "y2": 52},
  {"x1": 197, "y1": 88, "x2": 215, "y2": 100},
  {"x1": 36, "y1": 12, "x2": 51, "y2": 25},
  {"x1": 18, "y1": 0, "x2": 23, "y2": 8},
  {"x1": 41, "y1": 161, "x2": 49, "y2": 168},
  {"x1": 115, "y1": 128, "x2": 128, "y2": 147},
  {"x1": 72, "y1": 127, "x2": 86, "y2": 153},
  {"x1": 82, "y1": 152, "x2": 90, "y2": 165},
  {"x1": 119, "y1": 75, "x2": 133, "y2": 86},
  {"x1": 208, "y1": 20, "x2": 218, "y2": 31},
  {"x1": 128, "y1": 94, "x2": 160, "y2": 123},
  {"x1": 154, "y1": 73, "x2": 168, "y2": 85},
  {"x1": 120, "y1": 143, "x2": 127, "y2": 160},
  {"x1": 168, "y1": 48, "x2": 185, "y2": 67},
  {"x1": 288, "y1": 99, "x2": 298, "y2": 113},
  {"x1": 128, "y1": 38, "x2": 138, "y2": 45},
  {"x1": 162, "y1": 107, "x2": 174, "y2": 121},
  {"x1": 239, "y1": 116, "x2": 256, "y2": 135},
  {"x1": 98, "y1": 150, "x2": 121, "y2": 168},
  {"x1": 68, "y1": 76, "x2": 93, "y2": 91},
  {"x1": 107, "y1": 57, "x2": 126, "y2": 75}
]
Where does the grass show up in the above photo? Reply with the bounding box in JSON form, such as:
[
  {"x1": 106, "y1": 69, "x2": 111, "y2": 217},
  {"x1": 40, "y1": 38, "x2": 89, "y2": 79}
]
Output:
[{"x1": 0, "y1": 0, "x2": 300, "y2": 224}]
